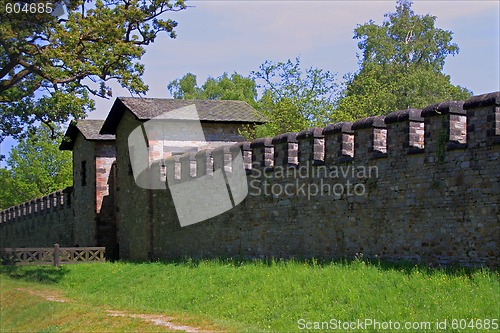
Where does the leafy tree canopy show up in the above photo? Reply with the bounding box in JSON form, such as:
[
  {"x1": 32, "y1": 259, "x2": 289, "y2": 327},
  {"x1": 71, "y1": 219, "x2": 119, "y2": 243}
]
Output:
[
  {"x1": 0, "y1": 124, "x2": 72, "y2": 209},
  {"x1": 167, "y1": 72, "x2": 258, "y2": 106},
  {"x1": 0, "y1": 0, "x2": 186, "y2": 141},
  {"x1": 168, "y1": 58, "x2": 339, "y2": 139},
  {"x1": 337, "y1": 0, "x2": 471, "y2": 119},
  {"x1": 250, "y1": 57, "x2": 338, "y2": 138}
]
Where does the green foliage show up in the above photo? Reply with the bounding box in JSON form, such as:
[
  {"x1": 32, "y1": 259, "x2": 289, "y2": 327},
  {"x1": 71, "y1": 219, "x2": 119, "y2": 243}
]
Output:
[
  {"x1": 168, "y1": 72, "x2": 258, "y2": 106},
  {"x1": 0, "y1": 124, "x2": 72, "y2": 209},
  {"x1": 250, "y1": 57, "x2": 338, "y2": 138},
  {"x1": 1, "y1": 260, "x2": 498, "y2": 332},
  {"x1": 337, "y1": 0, "x2": 472, "y2": 119},
  {"x1": 168, "y1": 58, "x2": 339, "y2": 139},
  {"x1": 250, "y1": 96, "x2": 308, "y2": 139},
  {"x1": 167, "y1": 73, "x2": 201, "y2": 100},
  {"x1": 0, "y1": 0, "x2": 187, "y2": 141},
  {"x1": 203, "y1": 73, "x2": 258, "y2": 104}
]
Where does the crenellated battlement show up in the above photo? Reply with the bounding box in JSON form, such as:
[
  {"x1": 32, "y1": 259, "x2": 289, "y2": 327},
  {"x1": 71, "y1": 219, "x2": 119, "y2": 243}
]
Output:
[
  {"x1": 158, "y1": 92, "x2": 499, "y2": 184},
  {"x1": 0, "y1": 187, "x2": 73, "y2": 224},
  {"x1": 297, "y1": 127, "x2": 325, "y2": 166}
]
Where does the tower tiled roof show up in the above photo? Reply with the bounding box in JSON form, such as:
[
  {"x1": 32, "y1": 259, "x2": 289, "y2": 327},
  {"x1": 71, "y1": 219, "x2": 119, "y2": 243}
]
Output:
[
  {"x1": 100, "y1": 97, "x2": 266, "y2": 134},
  {"x1": 60, "y1": 119, "x2": 115, "y2": 150}
]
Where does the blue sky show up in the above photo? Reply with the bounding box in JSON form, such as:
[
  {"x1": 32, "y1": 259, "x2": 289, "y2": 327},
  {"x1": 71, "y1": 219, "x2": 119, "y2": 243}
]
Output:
[
  {"x1": 92, "y1": 0, "x2": 500, "y2": 116},
  {"x1": 1, "y1": 0, "x2": 499, "y2": 165}
]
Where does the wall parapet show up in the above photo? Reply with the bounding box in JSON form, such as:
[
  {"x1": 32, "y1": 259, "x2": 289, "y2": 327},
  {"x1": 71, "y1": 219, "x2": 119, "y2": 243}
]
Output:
[
  {"x1": 352, "y1": 115, "x2": 387, "y2": 159},
  {"x1": 250, "y1": 137, "x2": 274, "y2": 171},
  {"x1": 272, "y1": 133, "x2": 298, "y2": 167},
  {"x1": 385, "y1": 108, "x2": 423, "y2": 123},
  {"x1": 0, "y1": 187, "x2": 73, "y2": 224},
  {"x1": 463, "y1": 91, "x2": 500, "y2": 109}
]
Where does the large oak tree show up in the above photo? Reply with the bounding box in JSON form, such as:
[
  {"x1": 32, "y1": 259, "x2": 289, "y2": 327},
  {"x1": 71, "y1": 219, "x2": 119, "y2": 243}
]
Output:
[{"x1": 0, "y1": 0, "x2": 186, "y2": 141}]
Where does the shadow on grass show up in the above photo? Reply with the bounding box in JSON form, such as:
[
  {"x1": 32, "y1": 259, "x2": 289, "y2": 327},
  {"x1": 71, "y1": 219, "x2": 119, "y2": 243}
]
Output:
[{"x1": 0, "y1": 265, "x2": 68, "y2": 284}]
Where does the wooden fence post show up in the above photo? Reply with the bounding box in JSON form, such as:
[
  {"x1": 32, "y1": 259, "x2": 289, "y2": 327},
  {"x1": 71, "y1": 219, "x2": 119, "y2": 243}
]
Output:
[{"x1": 54, "y1": 243, "x2": 60, "y2": 267}]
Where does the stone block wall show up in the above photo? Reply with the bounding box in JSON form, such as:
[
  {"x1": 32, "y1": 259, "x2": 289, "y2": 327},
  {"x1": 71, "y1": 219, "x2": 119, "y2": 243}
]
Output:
[
  {"x1": 115, "y1": 110, "x2": 153, "y2": 260},
  {"x1": 202, "y1": 122, "x2": 248, "y2": 142},
  {"x1": 138, "y1": 120, "x2": 246, "y2": 160},
  {"x1": 72, "y1": 134, "x2": 98, "y2": 246},
  {"x1": 116, "y1": 92, "x2": 499, "y2": 266},
  {"x1": 0, "y1": 188, "x2": 74, "y2": 248},
  {"x1": 71, "y1": 135, "x2": 116, "y2": 250},
  {"x1": 114, "y1": 112, "x2": 252, "y2": 260},
  {"x1": 95, "y1": 143, "x2": 116, "y2": 213}
]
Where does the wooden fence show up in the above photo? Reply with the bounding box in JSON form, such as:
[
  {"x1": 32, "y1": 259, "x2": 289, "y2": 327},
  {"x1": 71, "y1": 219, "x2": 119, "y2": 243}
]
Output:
[{"x1": 0, "y1": 244, "x2": 105, "y2": 266}]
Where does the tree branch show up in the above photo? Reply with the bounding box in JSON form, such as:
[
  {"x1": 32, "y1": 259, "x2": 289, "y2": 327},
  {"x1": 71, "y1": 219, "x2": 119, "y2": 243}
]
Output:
[
  {"x1": 0, "y1": 69, "x2": 32, "y2": 92},
  {"x1": 0, "y1": 54, "x2": 21, "y2": 80}
]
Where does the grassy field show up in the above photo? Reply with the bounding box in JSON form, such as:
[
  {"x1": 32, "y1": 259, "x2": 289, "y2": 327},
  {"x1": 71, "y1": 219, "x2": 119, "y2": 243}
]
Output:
[{"x1": 0, "y1": 258, "x2": 499, "y2": 332}]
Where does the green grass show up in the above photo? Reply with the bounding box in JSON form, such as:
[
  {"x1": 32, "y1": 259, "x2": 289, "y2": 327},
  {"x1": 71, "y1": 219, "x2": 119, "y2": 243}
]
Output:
[
  {"x1": 0, "y1": 278, "x2": 183, "y2": 333},
  {"x1": 1, "y1": 258, "x2": 499, "y2": 332}
]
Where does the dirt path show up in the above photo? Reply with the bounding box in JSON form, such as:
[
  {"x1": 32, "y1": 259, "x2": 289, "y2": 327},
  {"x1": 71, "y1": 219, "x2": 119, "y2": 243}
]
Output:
[
  {"x1": 15, "y1": 287, "x2": 218, "y2": 333},
  {"x1": 16, "y1": 287, "x2": 70, "y2": 303},
  {"x1": 107, "y1": 310, "x2": 214, "y2": 333}
]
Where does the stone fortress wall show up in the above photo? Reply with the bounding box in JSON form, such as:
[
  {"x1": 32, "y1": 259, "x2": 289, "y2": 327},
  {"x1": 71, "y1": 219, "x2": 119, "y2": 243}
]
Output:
[
  {"x1": 1, "y1": 92, "x2": 499, "y2": 266},
  {"x1": 0, "y1": 187, "x2": 74, "y2": 248}
]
